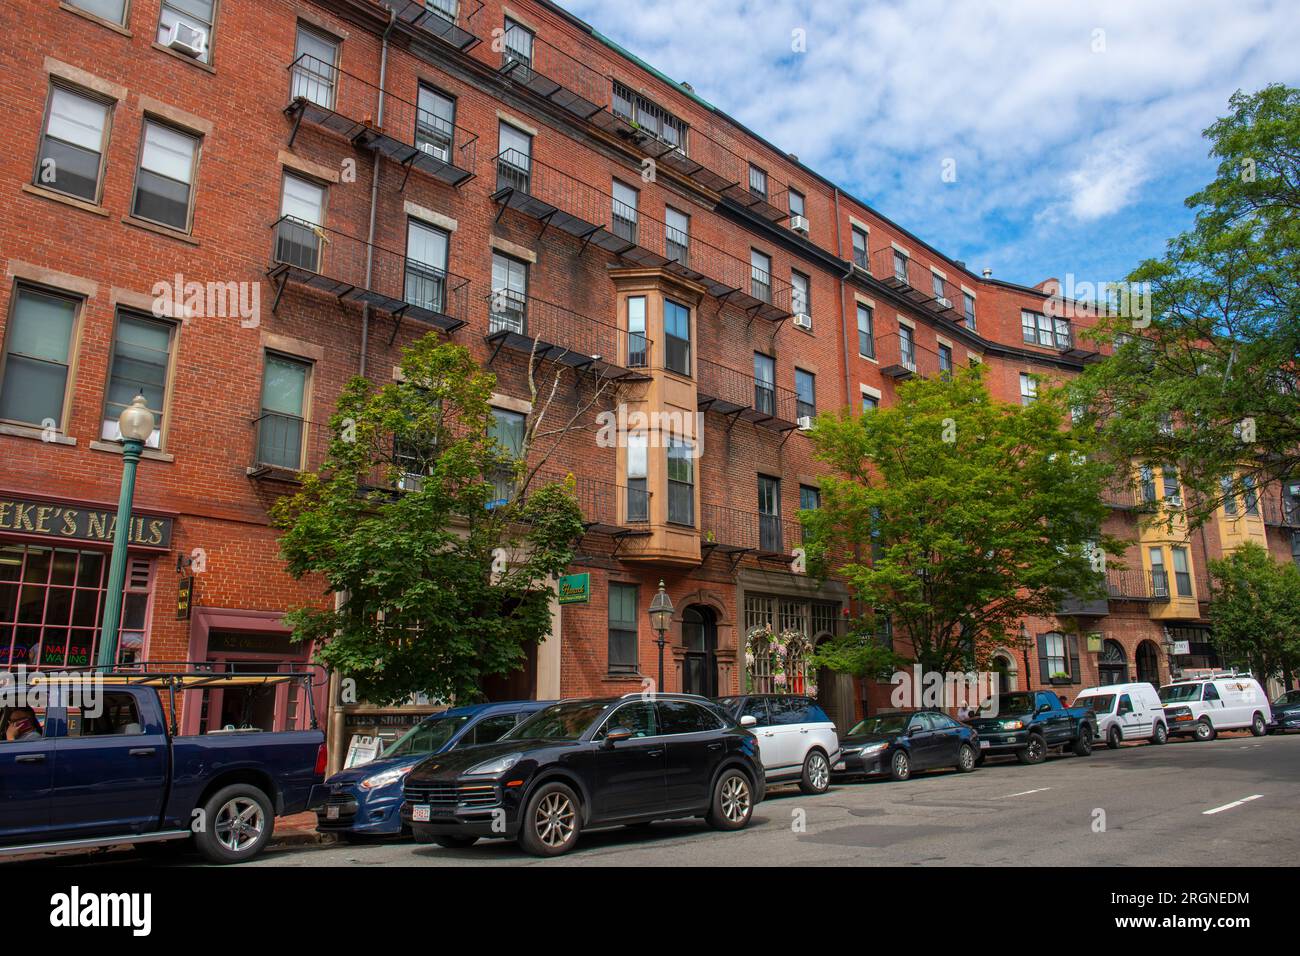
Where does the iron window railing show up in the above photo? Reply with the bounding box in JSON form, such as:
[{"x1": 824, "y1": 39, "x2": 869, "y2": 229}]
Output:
[
  {"x1": 253, "y1": 411, "x2": 305, "y2": 471},
  {"x1": 495, "y1": 147, "x2": 531, "y2": 193}
]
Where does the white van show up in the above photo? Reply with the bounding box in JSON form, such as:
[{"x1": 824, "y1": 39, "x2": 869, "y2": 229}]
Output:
[
  {"x1": 1075, "y1": 683, "x2": 1168, "y2": 747},
  {"x1": 1158, "y1": 673, "x2": 1273, "y2": 741}
]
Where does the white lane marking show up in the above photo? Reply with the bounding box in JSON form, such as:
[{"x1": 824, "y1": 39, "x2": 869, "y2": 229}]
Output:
[
  {"x1": 1203, "y1": 794, "x2": 1264, "y2": 815},
  {"x1": 1001, "y1": 787, "x2": 1052, "y2": 798}
]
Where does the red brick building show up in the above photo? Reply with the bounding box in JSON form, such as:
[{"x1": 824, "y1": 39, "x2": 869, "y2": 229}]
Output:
[{"x1": 2, "y1": 0, "x2": 1296, "y2": 758}]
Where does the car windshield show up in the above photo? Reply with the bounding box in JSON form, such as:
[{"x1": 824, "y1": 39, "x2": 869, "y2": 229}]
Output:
[
  {"x1": 848, "y1": 715, "x2": 909, "y2": 737},
  {"x1": 504, "y1": 701, "x2": 611, "y2": 741},
  {"x1": 1078, "y1": 694, "x2": 1115, "y2": 713},
  {"x1": 1159, "y1": 684, "x2": 1201, "y2": 703},
  {"x1": 383, "y1": 715, "x2": 470, "y2": 757},
  {"x1": 997, "y1": 693, "x2": 1037, "y2": 714},
  {"x1": 1273, "y1": 690, "x2": 1300, "y2": 706}
]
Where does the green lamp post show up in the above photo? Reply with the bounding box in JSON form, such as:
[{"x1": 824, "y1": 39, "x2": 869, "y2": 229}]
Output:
[
  {"x1": 648, "y1": 579, "x2": 674, "y2": 692},
  {"x1": 95, "y1": 393, "x2": 155, "y2": 670}
]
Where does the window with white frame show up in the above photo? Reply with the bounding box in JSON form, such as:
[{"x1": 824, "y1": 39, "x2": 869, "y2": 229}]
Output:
[
  {"x1": 1019, "y1": 373, "x2": 1037, "y2": 405},
  {"x1": 36, "y1": 85, "x2": 111, "y2": 203},
  {"x1": 132, "y1": 120, "x2": 200, "y2": 232},
  {"x1": 291, "y1": 24, "x2": 338, "y2": 109},
  {"x1": 157, "y1": 0, "x2": 216, "y2": 64}
]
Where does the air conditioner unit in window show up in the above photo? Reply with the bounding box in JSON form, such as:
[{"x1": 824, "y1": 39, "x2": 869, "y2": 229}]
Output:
[
  {"x1": 1167, "y1": 495, "x2": 1183, "y2": 509},
  {"x1": 935, "y1": 296, "x2": 952, "y2": 309},
  {"x1": 790, "y1": 214, "x2": 810, "y2": 235},
  {"x1": 166, "y1": 21, "x2": 207, "y2": 58},
  {"x1": 796, "y1": 416, "x2": 814, "y2": 431},
  {"x1": 792, "y1": 312, "x2": 812, "y2": 330}
]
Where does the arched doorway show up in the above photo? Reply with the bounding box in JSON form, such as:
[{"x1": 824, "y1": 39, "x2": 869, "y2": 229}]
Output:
[
  {"x1": 1099, "y1": 639, "x2": 1128, "y2": 685},
  {"x1": 681, "y1": 605, "x2": 718, "y2": 697},
  {"x1": 1136, "y1": 640, "x2": 1161, "y2": 688},
  {"x1": 991, "y1": 653, "x2": 1017, "y2": 693}
]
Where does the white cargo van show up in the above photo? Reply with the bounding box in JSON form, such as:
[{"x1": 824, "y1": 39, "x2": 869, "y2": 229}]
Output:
[
  {"x1": 1158, "y1": 673, "x2": 1273, "y2": 741},
  {"x1": 1075, "y1": 683, "x2": 1168, "y2": 748}
]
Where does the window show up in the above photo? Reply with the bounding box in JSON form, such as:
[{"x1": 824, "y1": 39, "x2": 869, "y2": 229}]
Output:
[
  {"x1": 0, "y1": 545, "x2": 152, "y2": 669},
  {"x1": 257, "y1": 353, "x2": 310, "y2": 470},
  {"x1": 753, "y1": 352, "x2": 775, "y2": 414},
  {"x1": 1291, "y1": 531, "x2": 1300, "y2": 569},
  {"x1": 132, "y1": 120, "x2": 199, "y2": 232},
  {"x1": 658, "y1": 700, "x2": 723, "y2": 734},
  {"x1": 665, "y1": 207, "x2": 689, "y2": 265},
  {"x1": 851, "y1": 226, "x2": 868, "y2": 269},
  {"x1": 471, "y1": 713, "x2": 519, "y2": 745},
  {"x1": 861, "y1": 391, "x2": 878, "y2": 412},
  {"x1": 489, "y1": 253, "x2": 528, "y2": 334},
  {"x1": 1171, "y1": 547, "x2": 1193, "y2": 597},
  {"x1": 1139, "y1": 465, "x2": 1157, "y2": 504},
  {"x1": 963, "y1": 291, "x2": 976, "y2": 329},
  {"x1": 750, "y1": 249, "x2": 771, "y2": 303},
  {"x1": 157, "y1": 0, "x2": 216, "y2": 64},
  {"x1": 415, "y1": 85, "x2": 456, "y2": 162},
  {"x1": 892, "y1": 249, "x2": 909, "y2": 283},
  {"x1": 626, "y1": 430, "x2": 647, "y2": 521},
  {"x1": 1019, "y1": 372, "x2": 1037, "y2": 406},
  {"x1": 502, "y1": 17, "x2": 534, "y2": 69},
  {"x1": 1161, "y1": 464, "x2": 1180, "y2": 502},
  {"x1": 857, "y1": 302, "x2": 875, "y2": 358},
  {"x1": 488, "y1": 407, "x2": 525, "y2": 505},
  {"x1": 938, "y1": 344, "x2": 953, "y2": 377},
  {"x1": 496, "y1": 121, "x2": 531, "y2": 192},
  {"x1": 758, "y1": 475, "x2": 782, "y2": 552},
  {"x1": 626, "y1": 296, "x2": 647, "y2": 369},
  {"x1": 899, "y1": 325, "x2": 915, "y2": 370},
  {"x1": 0, "y1": 287, "x2": 79, "y2": 428},
  {"x1": 291, "y1": 24, "x2": 338, "y2": 109},
  {"x1": 1021, "y1": 310, "x2": 1068, "y2": 349},
  {"x1": 1221, "y1": 475, "x2": 1238, "y2": 516},
  {"x1": 608, "y1": 583, "x2": 638, "y2": 674},
  {"x1": 1149, "y1": 547, "x2": 1168, "y2": 597},
  {"x1": 799, "y1": 485, "x2": 820, "y2": 511},
  {"x1": 795, "y1": 369, "x2": 815, "y2": 420},
  {"x1": 36, "y1": 85, "x2": 111, "y2": 202},
  {"x1": 1044, "y1": 632, "x2": 1067, "y2": 677},
  {"x1": 276, "y1": 173, "x2": 326, "y2": 270},
  {"x1": 664, "y1": 298, "x2": 690, "y2": 375},
  {"x1": 611, "y1": 81, "x2": 687, "y2": 153},
  {"x1": 599, "y1": 701, "x2": 656, "y2": 739},
  {"x1": 748, "y1": 164, "x2": 767, "y2": 200},
  {"x1": 931, "y1": 272, "x2": 945, "y2": 300},
  {"x1": 667, "y1": 436, "x2": 694, "y2": 525},
  {"x1": 426, "y1": 0, "x2": 458, "y2": 23},
  {"x1": 1242, "y1": 474, "x2": 1259, "y2": 515},
  {"x1": 1054, "y1": 316, "x2": 1072, "y2": 349},
  {"x1": 789, "y1": 189, "x2": 805, "y2": 219},
  {"x1": 101, "y1": 312, "x2": 173, "y2": 449},
  {"x1": 405, "y1": 219, "x2": 449, "y2": 313},
  {"x1": 791, "y1": 271, "x2": 810, "y2": 320},
  {"x1": 612, "y1": 179, "x2": 638, "y2": 243},
  {"x1": 1202, "y1": 683, "x2": 1219, "y2": 702},
  {"x1": 67, "y1": 0, "x2": 128, "y2": 24}
]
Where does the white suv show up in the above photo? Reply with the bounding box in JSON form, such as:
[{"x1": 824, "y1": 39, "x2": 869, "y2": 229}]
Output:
[
  {"x1": 1159, "y1": 673, "x2": 1273, "y2": 741},
  {"x1": 715, "y1": 695, "x2": 840, "y2": 794}
]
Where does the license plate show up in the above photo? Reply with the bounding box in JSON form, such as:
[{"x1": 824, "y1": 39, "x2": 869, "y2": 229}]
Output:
[
  {"x1": 412, "y1": 805, "x2": 431, "y2": 822},
  {"x1": 326, "y1": 805, "x2": 340, "y2": 820},
  {"x1": 979, "y1": 740, "x2": 990, "y2": 749}
]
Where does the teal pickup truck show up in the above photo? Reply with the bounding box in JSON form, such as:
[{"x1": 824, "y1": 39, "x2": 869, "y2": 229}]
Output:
[{"x1": 964, "y1": 690, "x2": 1098, "y2": 765}]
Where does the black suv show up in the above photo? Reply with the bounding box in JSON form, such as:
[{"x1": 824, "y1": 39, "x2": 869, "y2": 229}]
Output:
[{"x1": 401, "y1": 694, "x2": 765, "y2": 857}]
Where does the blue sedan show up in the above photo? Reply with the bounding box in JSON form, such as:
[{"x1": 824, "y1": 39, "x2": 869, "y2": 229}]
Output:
[{"x1": 316, "y1": 700, "x2": 552, "y2": 838}]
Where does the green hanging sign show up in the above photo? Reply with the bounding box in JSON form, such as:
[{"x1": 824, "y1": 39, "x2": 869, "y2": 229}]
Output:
[{"x1": 557, "y1": 573, "x2": 591, "y2": 605}]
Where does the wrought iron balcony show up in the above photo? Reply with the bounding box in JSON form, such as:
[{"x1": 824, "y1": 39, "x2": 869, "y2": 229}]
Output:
[
  {"x1": 528, "y1": 470, "x2": 651, "y2": 537},
  {"x1": 1148, "y1": 569, "x2": 1171, "y2": 603},
  {"x1": 870, "y1": 247, "x2": 961, "y2": 320},
  {"x1": 876, "y1": 331, "x2": 940, "y2": 381},
  {"x1": 268, "y1": 215, "x2": 470, "y2": 334},
  {"x1": 285, "y1": 54, "x2": 477, "y2": 189},
  {"x1": 701, "y1": 502, "x2": 802, "y2": 559},
  {"x1": 1263, "y1": 495, "x2": 1300, "y2": 528},
  {"x1": 491, "y1": 151, "x2": 791, "y2": 321},
  {"x1": 391, "y1": 0, "x2": 483, "y2": 53},
  {"x1": 482, "y1": 290, "x2": 653, "y2": 381},
  {"x1": 695, "y1": 355, "x2": 800, "y2": 432},
  {"x1": 1057, "y1": 577, "x2": 1110, "y2": 616}
]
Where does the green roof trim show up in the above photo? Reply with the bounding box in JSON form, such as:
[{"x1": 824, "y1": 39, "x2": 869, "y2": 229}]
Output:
[{"x1": 590, "y1": 28, "x2": 718, "y2": 112}]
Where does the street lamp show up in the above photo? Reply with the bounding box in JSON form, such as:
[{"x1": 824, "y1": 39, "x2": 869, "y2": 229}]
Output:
[
  {"x1": 96, "y1": 393, "x2": 155, "y2": 670},
  {"x1": 648, "y1": 579, "x2": 674, "y2": 691}
]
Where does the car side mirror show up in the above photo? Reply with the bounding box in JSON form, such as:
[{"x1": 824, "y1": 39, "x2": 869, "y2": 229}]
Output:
[
  {"x1": 908, "y1": 725, "x2": 922, "y2": 736},
  {"x1": 604, "y1": 726, "x2": 633, "y2": 745},
  {"x1": 1037, "y1": 704, "x2": 1051, "y2": 714},
  {"x1": 739, "y1": 715, "x2": 757, "y2": 728}
]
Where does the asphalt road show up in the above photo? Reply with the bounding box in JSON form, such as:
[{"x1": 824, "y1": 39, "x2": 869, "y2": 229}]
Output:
[{"x1": 14, "y1": 731, "x2": 1299, "y2": 868}]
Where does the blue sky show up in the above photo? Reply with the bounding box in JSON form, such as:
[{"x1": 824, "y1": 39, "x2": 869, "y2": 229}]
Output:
[{"x1": 565, "y1": 0, "x2": 1300, "y2": 287}]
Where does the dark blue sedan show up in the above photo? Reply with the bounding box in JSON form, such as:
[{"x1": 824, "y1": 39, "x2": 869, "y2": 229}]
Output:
[
  {"x1": 316, "y1": 700, "x2": 552, "y2": 838},
  {"x1": 831, "y1": 709, "x2": 980, "y2": 782}
]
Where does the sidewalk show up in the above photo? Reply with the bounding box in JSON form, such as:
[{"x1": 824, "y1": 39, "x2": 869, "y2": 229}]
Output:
[{"x1": 272, "y1": 812, "x2": 333, "y2": 848}]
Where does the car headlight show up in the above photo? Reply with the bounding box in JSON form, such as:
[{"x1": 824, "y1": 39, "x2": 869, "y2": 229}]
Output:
[
  {"x1": 1000, "y1": 720, "x2": 1025, "y2": 731},
  {"x1": 841, "y1": 747, "x2": 861, "y2": 756},
  {"x1": 861, "y1": 742, "x2": 889, "y2": 755},
  {"x1": 465, "y1": 753, "x2": 522, "y2": 777},
  {"x1": 360, "y1": 766, "x2": 411, "y2": 791}
]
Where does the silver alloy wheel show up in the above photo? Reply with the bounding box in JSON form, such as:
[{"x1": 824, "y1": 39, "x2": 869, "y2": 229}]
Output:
[
  {"x1": 721, "y1": 774, "x2": 751, "y2": 823},
  {"x1": 959, "y1": 745, "x2": 974, "y2": 770},
  {"x1": 534, "y1": 791, "x2": 576, "y2": 848},
  {"x1": 214, "y1": 797, "x2": 265, "y2": 853},
  {"x1": 807, "y1": 752, "x2": 829, "y2": 791},
  {"x1": 892, "y1": 751, "x2": 910, "y2": 779},
  {"x1": 1195, "y1": 720, "x2": 1213, "y2": 740},
  {"x1": 1027, "y1": 736, "x2": 1045, "y2": 761}
]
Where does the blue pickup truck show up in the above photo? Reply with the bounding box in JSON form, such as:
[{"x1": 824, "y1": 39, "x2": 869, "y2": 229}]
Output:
[
  {"x1": 0, "y1": 670, "x2": 326, "y2": 864},
  {"x1": 964, "y1": 690, "x2": 1098, "y2": 764}
]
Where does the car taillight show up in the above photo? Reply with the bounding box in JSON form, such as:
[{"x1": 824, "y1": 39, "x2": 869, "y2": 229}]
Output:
[{"x1": 314, "y1": 743, "x2": 328, "y2": 776}]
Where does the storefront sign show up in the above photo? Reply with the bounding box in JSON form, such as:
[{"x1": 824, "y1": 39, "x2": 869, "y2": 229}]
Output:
[
  {"x1": 557, "y1": 573, "x2": 590, "y2": 605},
  {"x1": 1086, "y1": 633, "x2": 1103, "y2": 653},
  {"x1": 1171, "y1": 640, "x2": 1191, "y2": 656},
  {"x1": 208, "y1": 629, "x2": 299, "y2": 656},
  {"x1": 344, "y1": 734, "x2": 382, "y2": 768},
  {"x1": 0, "y1": 495, "x2": 172, "y2": 549},
  {"x1": 177, "y1": 577, "x2": 194, "y2": 621}
]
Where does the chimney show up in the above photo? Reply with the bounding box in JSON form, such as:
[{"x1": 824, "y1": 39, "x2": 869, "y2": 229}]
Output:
[{"x1": 982, "y1": 268, "x2": 992, "y2": 279}]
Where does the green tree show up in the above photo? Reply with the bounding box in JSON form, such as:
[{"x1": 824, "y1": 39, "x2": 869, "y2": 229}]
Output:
[
  {"x1": 803, "y1": 366, "x2": 1122, "y2": 676},
  {"x1": 1207, "y1": 542, "x2": 1300, "y2": 687},
  {"x1": 1072, "y1": 84, "x2": 1300, "y2": 526},
  {"x1": 270, "y1": 337, "x2": 585, "y2": 705}
]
